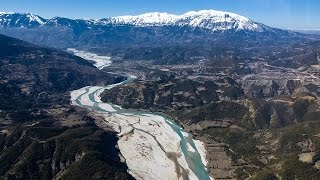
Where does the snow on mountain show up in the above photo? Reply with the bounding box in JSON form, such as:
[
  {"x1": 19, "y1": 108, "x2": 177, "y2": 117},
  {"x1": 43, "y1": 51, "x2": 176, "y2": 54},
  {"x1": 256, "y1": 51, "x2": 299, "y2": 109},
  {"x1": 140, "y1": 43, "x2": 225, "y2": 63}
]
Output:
[
  {"x1": 106, "y1": 10, "x2": 264, "y2": 32},
  {"x1": 0, "y1": 12, "x2": 45, "y2": 27},
  {"x1": 45, "y1": 17, "x2": 78, "y2": 27},
  {"x1": 175, "y1": 10, "x2": 263, "y2": 31},
  {"x1": 0, "y1": 10, "x2": 267, "y2": 32},
  {"x1": 108, "y1": 12, "x2": 178, "y2": 26},
  {"x1": 0, "y1": 12, "x2": 14, "y2": 15}
]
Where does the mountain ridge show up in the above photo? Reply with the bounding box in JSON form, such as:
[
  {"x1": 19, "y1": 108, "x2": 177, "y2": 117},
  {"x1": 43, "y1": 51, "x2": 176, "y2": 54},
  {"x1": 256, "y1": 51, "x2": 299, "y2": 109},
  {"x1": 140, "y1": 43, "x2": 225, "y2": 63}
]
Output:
[
  {"x1": 0, "y1": 9, "x2": 270, "y2": 32},
  {"x1": 105, "y1": 10, "x2": 266, "y2": 32},
  {"x1": 0, "y1": 9, "x2": 306, "y2": 49}
]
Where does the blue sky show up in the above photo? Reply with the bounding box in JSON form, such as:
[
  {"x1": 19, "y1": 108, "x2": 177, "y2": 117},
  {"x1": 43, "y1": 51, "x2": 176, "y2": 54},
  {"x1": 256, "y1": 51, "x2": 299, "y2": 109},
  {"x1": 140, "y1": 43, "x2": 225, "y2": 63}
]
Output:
[{"x1": 0, "y1": 0, "x2": 319, "y2": 29}]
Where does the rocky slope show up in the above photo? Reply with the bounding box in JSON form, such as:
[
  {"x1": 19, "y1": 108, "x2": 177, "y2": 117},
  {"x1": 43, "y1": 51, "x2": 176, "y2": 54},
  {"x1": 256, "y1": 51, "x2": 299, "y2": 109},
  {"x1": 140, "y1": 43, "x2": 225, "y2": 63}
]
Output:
[
  {"x1": 101, "y1": 78, "x2": 320, "y2": 179},
  {"x1": 0, "y1": 34, "x2": 132, "y2": 179},
  {"x1": 100, "y1": 45, "x2": 320, "y2": 179}
]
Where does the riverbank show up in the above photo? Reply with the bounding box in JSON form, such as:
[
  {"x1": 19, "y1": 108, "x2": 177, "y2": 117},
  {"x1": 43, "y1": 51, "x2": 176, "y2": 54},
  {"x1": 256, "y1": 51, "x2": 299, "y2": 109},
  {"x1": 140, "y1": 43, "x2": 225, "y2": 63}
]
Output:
[
  {"x1": 71, "y1": 85, "x2": 212, "y2": 180},
  {"x1": 69, "y1": 50, "x2": 212, "y2": 180}
]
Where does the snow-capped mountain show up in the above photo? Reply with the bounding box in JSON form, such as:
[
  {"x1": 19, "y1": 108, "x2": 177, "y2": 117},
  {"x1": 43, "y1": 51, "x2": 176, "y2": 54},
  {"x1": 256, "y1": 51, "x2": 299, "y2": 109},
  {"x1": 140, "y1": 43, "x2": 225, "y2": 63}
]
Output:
[
  {"x1": 0, "y1": 12, "x2": 45, "y2": 28},
  {"x1": 0, "y1": 10, "x2": 301, "y2": 49},
  {"x1": 0, "y1": 10, "x2": 266, "y2": 32},
  {"x1": 105, "y1": 12, "x2": 178, "y2": 26},
  {"x1": 105, "y1": 10, "x2": 265, "y2": 32}
]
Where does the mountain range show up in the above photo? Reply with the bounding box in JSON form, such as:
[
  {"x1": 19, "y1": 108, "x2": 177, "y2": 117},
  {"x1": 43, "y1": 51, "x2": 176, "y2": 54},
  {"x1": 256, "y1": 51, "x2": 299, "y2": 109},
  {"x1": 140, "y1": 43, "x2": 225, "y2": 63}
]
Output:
[
  {"x1": 0, "y1": 10, "x2": 304, "y2": 49},
  {"x1": 0, "y1": 10, "x2": 268, "y2": 31},
  {"x1": 1, "y1": 9, "x2": 320, "y2": 180}
]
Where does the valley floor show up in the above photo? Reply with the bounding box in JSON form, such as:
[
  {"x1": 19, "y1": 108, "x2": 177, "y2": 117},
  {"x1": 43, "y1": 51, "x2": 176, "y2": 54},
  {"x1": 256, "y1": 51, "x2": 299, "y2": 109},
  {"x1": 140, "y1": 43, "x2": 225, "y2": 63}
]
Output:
[
  {"x1": 69, "y1": 51, "x2": 212, "y2": 180},
  {"x1": 70, "y1": 47, "x2": 320, "y2": 179}
]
